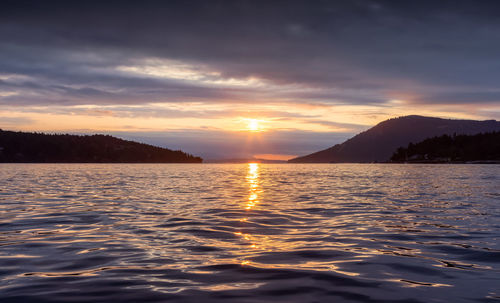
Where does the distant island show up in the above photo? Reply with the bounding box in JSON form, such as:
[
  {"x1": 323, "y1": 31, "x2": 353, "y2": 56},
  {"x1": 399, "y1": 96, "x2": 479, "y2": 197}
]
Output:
[
  {"x1": 390, "y1": 132, "x2": 500, "y2": 163},
  {"x1": 289, "y1": 115, "x2": 500, "y2": 163},
  {"x1": 0, "y1": 130, "x2": 202, "y2": 163}
]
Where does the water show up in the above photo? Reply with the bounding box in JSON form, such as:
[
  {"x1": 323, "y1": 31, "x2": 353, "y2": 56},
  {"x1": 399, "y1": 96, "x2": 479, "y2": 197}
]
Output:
[{"x1": 0, "y1": 164, "x2": 499, "y2": 302}]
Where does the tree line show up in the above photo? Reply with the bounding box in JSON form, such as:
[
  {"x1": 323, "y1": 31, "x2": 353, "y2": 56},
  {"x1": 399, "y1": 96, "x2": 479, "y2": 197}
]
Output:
[
  {"x1": 391, "y1": 132, "x2": 500, "y2": 163},
  {"x1": 0, "y1": 130, "x2": 202, "y2": 163}
]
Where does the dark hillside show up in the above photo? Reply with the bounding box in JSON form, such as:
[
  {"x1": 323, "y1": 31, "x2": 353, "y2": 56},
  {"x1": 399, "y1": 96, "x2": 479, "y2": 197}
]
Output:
[
  {"x1": 0, "y1": 130, "x2": 202, "y2": 163},
  {"x1": 289, "y1": 115, "x2": 500, "y2": 163}
]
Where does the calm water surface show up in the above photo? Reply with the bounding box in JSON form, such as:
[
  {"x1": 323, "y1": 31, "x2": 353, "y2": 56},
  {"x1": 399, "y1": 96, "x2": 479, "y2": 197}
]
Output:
[{"x1": 0, "y1": 164, "x2": 499, "y2": 302}]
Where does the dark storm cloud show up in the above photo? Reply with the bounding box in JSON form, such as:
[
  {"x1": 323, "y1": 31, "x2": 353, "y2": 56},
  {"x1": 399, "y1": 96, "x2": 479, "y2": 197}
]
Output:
[{"x1": 2, "y1": 0, "x2": 500, "y2": 106}]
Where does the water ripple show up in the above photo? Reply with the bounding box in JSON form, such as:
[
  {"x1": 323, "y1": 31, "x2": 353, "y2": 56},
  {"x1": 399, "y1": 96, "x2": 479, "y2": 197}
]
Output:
[{"x1": 0, "y1": 163, "x2": 499, "y2": 302}]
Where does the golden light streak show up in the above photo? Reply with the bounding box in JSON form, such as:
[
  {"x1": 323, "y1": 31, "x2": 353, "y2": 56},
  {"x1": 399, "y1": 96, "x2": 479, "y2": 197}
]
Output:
[
  {"x1": 245, "y1": 163, "x2": 260, "y2": 210},
  {"x1": 116, "y1": 58, "x2": 265, "y2": 87}
]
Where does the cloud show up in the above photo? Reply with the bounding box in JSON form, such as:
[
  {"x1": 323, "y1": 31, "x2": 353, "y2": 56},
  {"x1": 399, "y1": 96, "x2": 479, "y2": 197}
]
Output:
[
  {"x1": 408, "y1": 90, "x2": 500, "y2": 105},
  {"x1": 1, "y1": 1, "x2": 500, "y2": 158},
  {"x1": 1, "y1": 0, "x2": 500, "y2": 109},
  {"x1": 0, "y1": 116, "x2": 35, "y2": 128}
]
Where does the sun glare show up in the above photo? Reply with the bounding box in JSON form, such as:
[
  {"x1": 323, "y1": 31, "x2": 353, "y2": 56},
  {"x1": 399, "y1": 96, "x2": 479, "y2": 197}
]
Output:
[
  {"x1": 246, "y1": 119, "x2": 261, "y2": 132},
  {"x1": 248, "y1": 119, "x2": 259, "y2": 131}
]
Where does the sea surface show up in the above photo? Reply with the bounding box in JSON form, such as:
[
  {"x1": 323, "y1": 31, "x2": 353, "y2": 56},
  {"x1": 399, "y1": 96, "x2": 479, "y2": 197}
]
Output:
[{"x1": 0, "y1": 164, "x2": 499, "y2": 302}]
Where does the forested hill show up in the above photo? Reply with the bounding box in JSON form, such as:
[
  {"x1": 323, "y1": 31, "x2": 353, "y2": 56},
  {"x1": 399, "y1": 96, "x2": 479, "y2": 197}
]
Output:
[
  {"x1": 390, "y1": 132, "x2": 500, "y2": 163},
  {"x1": 289, "y1": 115, "x2": 500, "y2": 163},
  {"x1": 0, "y1": 130, "x2": 202, "y2": 163}
]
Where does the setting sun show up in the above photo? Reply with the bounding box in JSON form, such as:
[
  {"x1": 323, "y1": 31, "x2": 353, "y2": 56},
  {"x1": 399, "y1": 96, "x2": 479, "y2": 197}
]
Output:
[{"x1": 247, "y1": 119, "x2": 261, "y2": 132}]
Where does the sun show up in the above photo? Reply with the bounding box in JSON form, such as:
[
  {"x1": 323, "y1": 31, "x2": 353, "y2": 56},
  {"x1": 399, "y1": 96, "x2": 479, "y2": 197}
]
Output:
[
  {"x1": 241, "y1": 118, "x2": 266, "y2": 132},
  {"x1": 248, "y1": 119, "x2": 260, "y2": 132}
]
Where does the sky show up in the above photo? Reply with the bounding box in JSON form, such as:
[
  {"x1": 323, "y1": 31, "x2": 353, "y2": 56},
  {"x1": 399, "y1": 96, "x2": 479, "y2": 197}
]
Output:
[{"x1": 1, "y1": 0, "x2": 500, "y2": 160}]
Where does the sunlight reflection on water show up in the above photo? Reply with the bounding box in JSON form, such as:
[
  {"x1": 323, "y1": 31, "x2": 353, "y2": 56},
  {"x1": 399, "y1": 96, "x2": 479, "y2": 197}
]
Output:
[
  {"x1": 0, "y1": 163, "x2": 499, "y2": 302},
  {"x1": 245, "y1": 163, "x2": 260, "y2": 210}
]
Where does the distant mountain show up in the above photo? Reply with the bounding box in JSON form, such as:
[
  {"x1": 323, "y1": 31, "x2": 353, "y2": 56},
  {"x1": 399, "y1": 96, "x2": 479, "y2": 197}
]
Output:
[
  {"x1": 391, "y1": 132, "x2": 500, "y2": 163},
  {"x1": 289, "y1": 115, "x2": 500, "y2": 163},
  {"x1": 0, "y1": 130, "x2": 202, "y2": 163}
]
